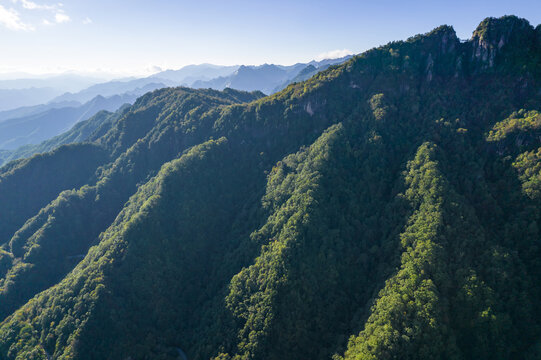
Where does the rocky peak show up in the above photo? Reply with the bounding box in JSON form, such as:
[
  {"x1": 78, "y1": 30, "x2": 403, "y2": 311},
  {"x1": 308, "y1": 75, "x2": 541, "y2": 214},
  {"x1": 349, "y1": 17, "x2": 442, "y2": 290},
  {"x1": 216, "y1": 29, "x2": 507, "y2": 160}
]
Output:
[
  {"x1": 436, "y1": 25, "x2": 458, "y2": 54},
  {"x1": 470, "y1": 16, "x2": 535, "y2": 68},
  {"x1": 412, "y1": 25, "x2": 458, "y2": 81},
  {"x1": 472, "y1": 15, "x2": 531, "y2": 43},
  {"x1": 418, "y1": 25, "x2": 459, "y2": 56}
]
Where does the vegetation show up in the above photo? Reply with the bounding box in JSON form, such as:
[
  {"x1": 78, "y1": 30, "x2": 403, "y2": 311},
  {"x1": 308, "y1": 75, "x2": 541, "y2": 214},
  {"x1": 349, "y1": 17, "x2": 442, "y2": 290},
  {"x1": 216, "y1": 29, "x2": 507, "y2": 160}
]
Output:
[
  {"x1": 487, "y1": 110, "x2": 541, "y2": 142},
  {"x1": 0, "y1": 107, "x2": 127, "y2": 167},
  {"x1": 0, "y1": 15, "x2": 539, "y2": 360}
]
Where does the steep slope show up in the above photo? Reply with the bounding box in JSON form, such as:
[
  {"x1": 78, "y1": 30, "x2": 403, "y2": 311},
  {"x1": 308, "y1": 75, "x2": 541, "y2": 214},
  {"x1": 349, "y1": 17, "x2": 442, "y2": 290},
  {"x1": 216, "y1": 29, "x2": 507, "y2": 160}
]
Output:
[
  {"x1": 0, "y1": 107, "x2": 128, "y2": 167},
  {"x1": 0, "y1": 94, "x2": 135, "y2": 150},
  {"x1": 0, "y1": 15, "x2": 539, "y2": 360},
  {"x1": 0, "y1": 137, "x2": 255, "y2": 358},
  {"x1": 342, "y1": 141, "x2": 537, "y2": 359},
  {"x1": 0, "y1": 144, "x2": 109, "y2": 248},
  {"x1": 0, "y1": 87, "x2": 265, "y2": 321},
  {"x1": 0, "y1": 79, "x2": 163, "y2": 126},
  {"x1": 272, "y1": 56, "x2": 354, "y2": 92}
]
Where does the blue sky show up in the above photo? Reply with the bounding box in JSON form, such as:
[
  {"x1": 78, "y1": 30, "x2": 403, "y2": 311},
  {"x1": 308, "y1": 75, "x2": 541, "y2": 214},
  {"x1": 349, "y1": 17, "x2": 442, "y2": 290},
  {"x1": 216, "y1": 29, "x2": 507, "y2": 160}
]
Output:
[{"x1": 0, "y1": 0, "x2": 539, "y2": 77}]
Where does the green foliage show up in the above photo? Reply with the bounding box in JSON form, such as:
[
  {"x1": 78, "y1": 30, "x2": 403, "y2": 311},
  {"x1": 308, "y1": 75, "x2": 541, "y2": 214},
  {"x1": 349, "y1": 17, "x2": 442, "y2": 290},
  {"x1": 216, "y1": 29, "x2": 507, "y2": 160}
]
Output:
[
  {"x1": 0, "y1": 108, "x2": 125, "y2": 167},
  {"x1": 487, "y1": 109, "x2": 541, "y2": 142},
  {"x1": 0, "y1": 143, "x2": 108, "y2": 246},
  {"x1": 0, "y1": 16, "x2": 540, "y2": 360},
  {"x1": 513, "y1": 147, "x2": 541, "y2": 199},
  {"x1": 473, "y1": 15, "x2": 532, "y2": 42},
  {"x1": 0, "y1": 87, "x2": 264, "y2": 321}
]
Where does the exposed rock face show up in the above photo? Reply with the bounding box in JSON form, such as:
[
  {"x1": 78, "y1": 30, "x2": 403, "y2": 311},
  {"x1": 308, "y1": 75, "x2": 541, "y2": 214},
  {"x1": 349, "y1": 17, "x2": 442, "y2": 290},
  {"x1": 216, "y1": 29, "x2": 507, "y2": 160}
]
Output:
[
  {"x1": 454, "y1": 56, "x2": 463, "y2": 78},
  {"x1": 426, "y1": 53, "x2": 434, "y2": 82},
  {"x1": 424, "y1": 25, "x2": 459, "y2": 56},
  {"x1": 304, "y1": 98, "x2": 326, "y2": 116},
  {"x1": 415, "y1": 17, "x2": 538, "y2": 81},
  {"x1": 471, "y1": 16, "x2": 535, "y2": 69},
  {"x1": 439, "y1": 27, "x2": 457, "y2": 54},
  {"x1": 413, "y1": 25, "x2": 459, "y2": 82},
  {"x1": 305, "y1": 101, "x2": 314, "y2": 116}
]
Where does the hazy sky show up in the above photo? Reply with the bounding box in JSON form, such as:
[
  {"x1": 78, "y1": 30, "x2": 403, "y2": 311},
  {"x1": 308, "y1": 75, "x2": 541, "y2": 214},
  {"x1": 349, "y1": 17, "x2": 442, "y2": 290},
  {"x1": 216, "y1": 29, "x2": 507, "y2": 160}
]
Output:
[{"x1": 0, "y1": 0, "x2": 539, "y2": 77}]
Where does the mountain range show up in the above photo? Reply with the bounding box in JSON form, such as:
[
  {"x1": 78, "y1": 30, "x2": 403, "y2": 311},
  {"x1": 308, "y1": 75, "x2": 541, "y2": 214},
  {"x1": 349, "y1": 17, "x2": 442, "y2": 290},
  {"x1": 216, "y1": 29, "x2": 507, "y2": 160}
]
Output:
[
  {"x1": 0, "y1": 15, "x2": 540, "y2": 360},
  {"x1": 150, "y1": 64, "x2": 240, "y2": 84},
  {"x1": 3, "y1": 57, "x2": 350, "y2": 113},
  {"x1": 0, "y1": 87, "x2": 63, "y2": 112},
  {"x1": 0, "y1": 57, "x2": 350, "y2": 154},
  {"x1": 0, "y1": 74, "x2": 109, "y2": 112},
  {"x1": 191, "y1": 57, "x2": 352, "y2": 94},
  {"x1": 0, "y1": 106, "x2": 127, "y2": 166},
  {"x1": 0, "y1": 86, "x2": 156, "y2": 152},
  {"x1": 0, "y1": 74, "x2": 103, "y2": 93},
  {"x1": 48, "y1": 78, "x2": 173, "y2": 105}
]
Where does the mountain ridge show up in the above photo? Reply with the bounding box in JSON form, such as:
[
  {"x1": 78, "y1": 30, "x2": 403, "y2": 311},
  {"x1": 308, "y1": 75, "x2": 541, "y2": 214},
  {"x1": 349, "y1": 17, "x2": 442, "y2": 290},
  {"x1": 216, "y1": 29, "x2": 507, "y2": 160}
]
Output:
[
  {"x1": 191, "y1": 56, "x2": 352, "y2": 94},
  {"x1": 0, "y1": 15, "x2": 539, "y2": 360}
]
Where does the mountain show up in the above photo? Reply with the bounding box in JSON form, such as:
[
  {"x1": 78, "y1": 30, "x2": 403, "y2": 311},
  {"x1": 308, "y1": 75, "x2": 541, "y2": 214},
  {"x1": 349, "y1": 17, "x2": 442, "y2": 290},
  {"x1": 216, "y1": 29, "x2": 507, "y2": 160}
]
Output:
[
  {"x1": 46, "y1": 59, "x2": 348, "y2": 110},
  {"x1": 0, "y1": 94, "x2": 135, "y2": 150},
  {"x1": 0, "y1": 100, "x2": 83, "y2": 123},
  {"x1": 194, "y1": 63, "x2": 302, "y2": 94},
  {"x1": 0, "y1": 151, "x2": 9, "y2": 166},
  {"x1": 0, "y1": 87, "x2": 63, "y2": 112},
  {"x1": 49, "y1": 78, "x2": 171, "y2": 104},
  {"x1": 0, "y1": 81, "x2": 166, "y2": 124},
  {"x1": 272, "y1": 59, "x2": 354, "y2": 93},
  {"x1": 0, "y1": 74, "x2": 103, "y2": 93},
  {"x1": 0, "y1": 74, "x2": 109, "y2": 113},
  {"x1": 0, "y1": 82, "x2": 172, "y2": 152},
  {"x1": 0, "y1": 107, "x2": 127, "y2": 167},
  {"x1": 151, "y1": 64, "x2": 240, "y2": 85},
  {"x1": 192, "y1": 56, "x2": 351, "y2": 94},
  {"x1": 0, "y1": 15, "x2": 540, "y2": 360}
]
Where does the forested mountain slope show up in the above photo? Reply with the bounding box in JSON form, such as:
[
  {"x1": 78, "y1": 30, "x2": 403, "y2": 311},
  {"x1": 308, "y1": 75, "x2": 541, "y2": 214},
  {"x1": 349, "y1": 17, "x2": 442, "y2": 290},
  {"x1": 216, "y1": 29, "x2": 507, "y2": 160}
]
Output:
[
  {"x1": 0, "y1": 107, "x2": 128, "y2": 167},
  {"x1": 0, "y1": 94, "x2": 136, "y2": 151},
  {"x1": 0, "y1": 79, "x2": 169, "y2": 156},
  {"x1": 0, "y1": 16, "x2": 540, "y2": 360}
]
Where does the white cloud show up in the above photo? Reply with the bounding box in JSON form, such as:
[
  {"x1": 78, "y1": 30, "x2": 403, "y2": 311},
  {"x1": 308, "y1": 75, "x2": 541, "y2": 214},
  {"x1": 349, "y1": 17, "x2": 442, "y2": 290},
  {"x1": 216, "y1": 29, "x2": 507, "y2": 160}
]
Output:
[
  {"x1": 54, "y1": 11, "x2": 69, "y2": 23},
  {"x1": 82, "y1": 17, "x2": 92, "y2": 25},
  {"x1": 7, "y1": 0, "x2": 73, "y2": 29},
  {"x1": 11, "y1": 0, "x2": 56, "y2": 11},
  {"x1": 0, "y1": 4, "x2": 34, "y2": 31},
  {"x1": 315, "y1": 49, "x2": 353, "y2": 61}
]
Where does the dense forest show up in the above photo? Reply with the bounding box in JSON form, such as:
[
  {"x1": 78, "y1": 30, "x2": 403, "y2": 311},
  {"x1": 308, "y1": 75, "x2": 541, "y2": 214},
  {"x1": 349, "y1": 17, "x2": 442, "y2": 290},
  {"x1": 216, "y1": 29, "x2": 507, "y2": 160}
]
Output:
[{"x1": 0, "y1": 15, "x2": 540, "y2": 359}]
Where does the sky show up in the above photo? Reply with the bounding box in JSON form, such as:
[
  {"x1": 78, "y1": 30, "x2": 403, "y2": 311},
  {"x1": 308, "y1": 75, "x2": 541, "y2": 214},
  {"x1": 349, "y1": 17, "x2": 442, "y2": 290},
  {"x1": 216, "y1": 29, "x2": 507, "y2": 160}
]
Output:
[{"x1": 0, "y1": 0, "x2": 540, "y2": 78}]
